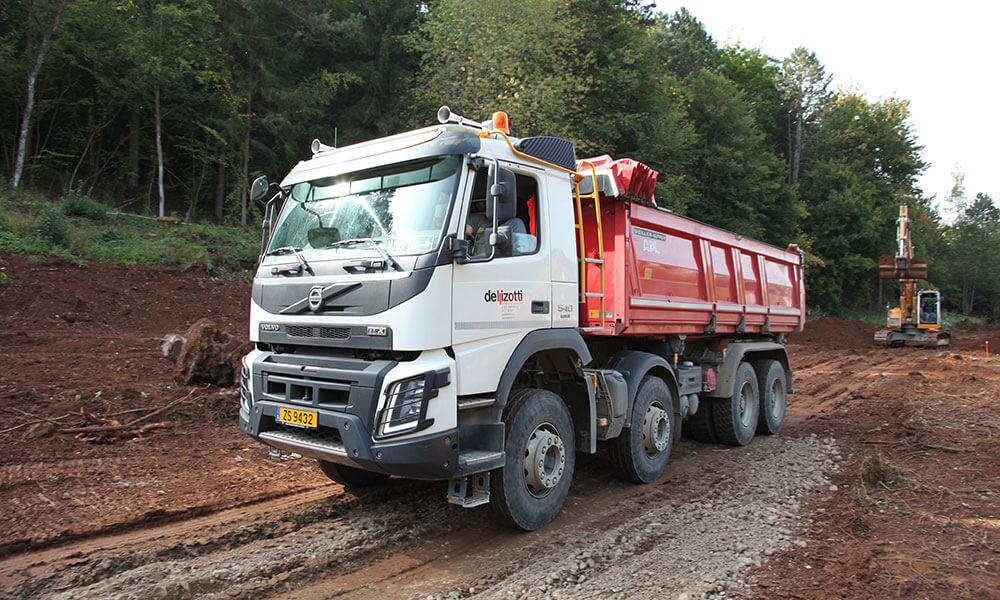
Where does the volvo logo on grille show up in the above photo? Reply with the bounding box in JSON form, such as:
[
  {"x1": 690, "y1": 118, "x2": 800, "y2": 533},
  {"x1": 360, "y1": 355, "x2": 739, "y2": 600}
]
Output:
[{"x1": 307, "y1": 286, "x2": 324, "y2": 312}]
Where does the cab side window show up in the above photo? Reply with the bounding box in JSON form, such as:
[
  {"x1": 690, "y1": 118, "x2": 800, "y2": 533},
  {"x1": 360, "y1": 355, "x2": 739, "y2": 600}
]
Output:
[{"x1": 465, "y1": 167, "x2": 539, "y2": 257}]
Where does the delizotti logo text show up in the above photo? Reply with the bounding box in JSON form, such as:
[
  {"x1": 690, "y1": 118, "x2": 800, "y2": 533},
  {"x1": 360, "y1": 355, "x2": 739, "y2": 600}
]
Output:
[{"x1": 484, "y1": 289, "x2": 525, "y2": 303}]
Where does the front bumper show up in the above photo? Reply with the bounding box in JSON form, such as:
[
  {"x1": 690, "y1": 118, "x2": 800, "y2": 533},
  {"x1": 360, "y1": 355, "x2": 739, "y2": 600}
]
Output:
[{"x1": 239, "y1": 349, "x2": 461, "y2": 480}]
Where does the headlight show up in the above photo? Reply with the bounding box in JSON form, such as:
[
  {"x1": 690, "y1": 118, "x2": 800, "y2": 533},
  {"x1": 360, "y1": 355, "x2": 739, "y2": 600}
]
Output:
[
  {"x1": 239, "y1": 358, "x2": 252, "y2": 412},
  {"x1": 377, "y1": 376, "x2": 427, "y2": 438},
  {"x1": 375, "y1": 369, "x2": 450, "y2": 439}
]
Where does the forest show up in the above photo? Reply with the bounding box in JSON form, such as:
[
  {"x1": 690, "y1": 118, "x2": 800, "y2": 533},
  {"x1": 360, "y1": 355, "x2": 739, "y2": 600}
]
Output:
[{"x1": 1, "y1": 0, "x2": 997, "y2": 320}]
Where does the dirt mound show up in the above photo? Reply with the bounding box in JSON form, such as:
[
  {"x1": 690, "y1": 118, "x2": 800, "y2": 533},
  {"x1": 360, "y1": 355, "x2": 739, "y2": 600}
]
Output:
[
  {"x1": 951, "y1": 326, "x2": 1000, "y2": 352},
  {"x1": 950, "y1": 318, "x2": 995, "y2": 332},
  {"x1": 788, "y1": 317, "x2": 876, "y2": 349}
]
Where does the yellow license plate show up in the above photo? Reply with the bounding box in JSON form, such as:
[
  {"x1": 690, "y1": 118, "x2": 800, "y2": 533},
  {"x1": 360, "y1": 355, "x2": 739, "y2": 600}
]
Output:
[{"x1": 277, "y1": 407, "x2": 317, "y2": 429}]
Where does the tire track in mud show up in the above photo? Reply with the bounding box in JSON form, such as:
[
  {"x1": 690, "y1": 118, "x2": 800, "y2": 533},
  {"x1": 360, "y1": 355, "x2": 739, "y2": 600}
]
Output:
[
  {"x1": 1, "y1": 434, "x2": 842, "y2": 600},
  {"x1": 1, "y1": 479, "x2": 455, "y2": 599},
  {"x1": 261, "y1": 435, "x2": 843, "y2": 600},
  {"x1": 7, "y1": 347, "x2": 952, "y2": 600}
]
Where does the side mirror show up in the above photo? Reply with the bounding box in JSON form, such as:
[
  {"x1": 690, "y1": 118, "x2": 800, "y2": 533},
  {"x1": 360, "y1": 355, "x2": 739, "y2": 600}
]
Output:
[
  {"x1": 250, "y1": 176, "x2": 269, "y2": 203},
  {"x1": 486, "y1": 164, "x2": 517, "y2": 225}
]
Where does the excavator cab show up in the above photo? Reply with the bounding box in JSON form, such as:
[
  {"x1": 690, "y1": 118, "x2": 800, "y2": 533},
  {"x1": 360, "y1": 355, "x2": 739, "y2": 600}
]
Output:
[{"x1": 917, "y1": 290, "x2": 942, "y2": 328}]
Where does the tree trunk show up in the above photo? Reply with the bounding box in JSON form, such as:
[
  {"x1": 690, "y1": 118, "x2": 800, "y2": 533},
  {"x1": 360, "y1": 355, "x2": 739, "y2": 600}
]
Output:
[
  {"x1": 12, "y1": 0, "x2": 67, "y2": 189},
  {"x1": 215, "y1": 158, "x2": 226, "y2": 223},
  {"x1": 964, "y1": 280, "x2": 975, "y2": 316},
  {"x1": 786, "y1": 112, "x2": 793, "y2": 184},
  {"x1": 154, "y1": 83, "x2": 165, "y2": 217},
  {"x1": 127, "y1": 110, "x2": 140, "y2": 189},
  {"x1": 790, "y1": 110, "x2": 802, "y2": 184},
  {"x1": 240, "y1": 92, "x2": 252, "y2": 226}
]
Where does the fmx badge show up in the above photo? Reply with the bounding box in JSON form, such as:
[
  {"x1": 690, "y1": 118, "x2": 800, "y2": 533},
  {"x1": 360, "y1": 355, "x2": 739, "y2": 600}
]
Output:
[
  {"x1": 484, "y1": 289, "x2": 525, "y2": 303},
  {"x1": 367, "y1": 326, "x2": 387, "y2": 337}
]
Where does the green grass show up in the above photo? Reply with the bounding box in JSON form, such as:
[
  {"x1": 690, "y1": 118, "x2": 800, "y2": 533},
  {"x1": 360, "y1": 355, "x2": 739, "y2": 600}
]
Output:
[{"x1": 0, "y1": 186, "x2": 259, "y2": 278}]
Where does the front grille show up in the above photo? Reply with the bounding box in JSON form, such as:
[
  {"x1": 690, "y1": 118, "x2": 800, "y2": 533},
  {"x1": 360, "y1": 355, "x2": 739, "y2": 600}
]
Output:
[
  {"x1": 318, "y1": 327, "x2": 350, "y2": 339},
  {"x1": 287, "y1": 326, "x2": 350, "y2": 340},
  {"x1": 262, "y1": 372, "x2": 350, "y2": 410}
]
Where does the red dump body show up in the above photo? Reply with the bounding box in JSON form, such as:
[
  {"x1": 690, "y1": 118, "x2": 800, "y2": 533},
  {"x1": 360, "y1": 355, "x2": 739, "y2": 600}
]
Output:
[{"x1": 576, "y1": 160, "x2": 805, "y2": 338}]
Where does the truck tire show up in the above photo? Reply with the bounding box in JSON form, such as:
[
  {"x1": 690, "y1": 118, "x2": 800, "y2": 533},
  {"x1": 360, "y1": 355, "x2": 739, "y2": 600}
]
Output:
[
  {"x1": 711, "y1": 362, "x2": 759, "y2": 446},
  {"x1": 683, "y1": 398, "x2": 717, "y2": 443},
  {"x1": 488, "y1": 388, "x2": 575, "y2": 531},
  {"x1": 317, "y1": 460, "x2": 390, "y2": 489},
  {"x1": 609, "y1": 376, "x2": 674, "y2": 483},
  {"x1": 755, "y1": 360, "x2": 787, "y2": 435}
]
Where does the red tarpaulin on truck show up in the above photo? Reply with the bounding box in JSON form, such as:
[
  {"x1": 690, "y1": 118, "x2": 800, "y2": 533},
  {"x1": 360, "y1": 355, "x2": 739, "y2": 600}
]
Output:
[{"x1": 577, "y1": 155, "x2": 659, "y2": 203}]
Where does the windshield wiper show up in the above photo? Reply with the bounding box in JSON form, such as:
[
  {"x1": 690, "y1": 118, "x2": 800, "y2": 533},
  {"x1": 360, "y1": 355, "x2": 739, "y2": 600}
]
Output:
[
  {"x1": 326, "y1": 238, "x2": 403, "y2": 272},
  {"x1": 265, "y1": 246, "x2": 315, "y2": 276}
]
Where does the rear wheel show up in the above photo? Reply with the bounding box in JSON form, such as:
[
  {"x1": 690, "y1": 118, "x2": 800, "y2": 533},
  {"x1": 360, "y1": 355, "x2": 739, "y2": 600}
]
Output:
[
  {"x1": 317, "y1": 460, "x2": 390, "y2": 489},
  {"x1": 683, "y1": 397, "x2": 716, "y2": 443},
  {"x1": 489, "y1": 388, "x2": 575, "y2": 531},
  {"x1": 755, "y1": 360, "x2": 786, "y2": 435},
  {"x1": 711, "y1": 362, "x2": 759, "y2": 446},
  {"x1": 609, "y1": 376, "x2": 674, "y2": 483}
]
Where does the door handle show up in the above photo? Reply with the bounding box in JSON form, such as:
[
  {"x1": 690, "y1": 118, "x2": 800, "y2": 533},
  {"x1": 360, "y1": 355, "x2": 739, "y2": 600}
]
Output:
[{"x1": 531, "y1": 300, "x2": 549, "y2": 314}]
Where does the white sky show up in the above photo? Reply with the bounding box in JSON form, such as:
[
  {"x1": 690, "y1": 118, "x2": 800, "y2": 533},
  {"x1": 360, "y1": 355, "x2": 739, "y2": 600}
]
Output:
[{"x1": 656, "y1": 1, "x2": 999, "y2": 212}]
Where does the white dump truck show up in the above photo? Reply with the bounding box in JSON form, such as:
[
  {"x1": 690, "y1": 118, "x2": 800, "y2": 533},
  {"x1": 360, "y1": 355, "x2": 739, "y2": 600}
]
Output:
[{"x1": 240, "y1": 107, "x2": 805, "y2": 530}]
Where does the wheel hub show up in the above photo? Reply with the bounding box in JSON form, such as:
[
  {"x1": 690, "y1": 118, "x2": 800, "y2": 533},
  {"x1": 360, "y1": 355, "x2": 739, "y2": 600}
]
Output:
[
  {"x1": 642, "y1": 404, "x2": 670, "y2": 454},
  {"x1": 738, "y1": 382, "x2": 754, "y2": 427},
  {"x1": 770, "y1": 378, "x2": 786, "y2": 421},
  {"x1": 524, "y1": 426, "x2": 565, "y2": 495}
]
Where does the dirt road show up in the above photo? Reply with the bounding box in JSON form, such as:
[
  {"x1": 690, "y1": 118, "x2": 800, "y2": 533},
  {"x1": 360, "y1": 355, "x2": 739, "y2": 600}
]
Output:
[{"x1": 1, "y1": 255, "x2": 997, "y2": 599}]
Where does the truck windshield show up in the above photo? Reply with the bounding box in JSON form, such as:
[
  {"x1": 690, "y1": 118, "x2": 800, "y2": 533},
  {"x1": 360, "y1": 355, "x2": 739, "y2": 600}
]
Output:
[{"x1": 264, "y1": 155, "x2": 462, "y2": 262}]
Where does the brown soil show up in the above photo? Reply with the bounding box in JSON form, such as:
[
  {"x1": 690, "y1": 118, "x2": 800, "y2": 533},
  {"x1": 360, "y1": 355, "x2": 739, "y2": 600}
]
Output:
[
  {"x1": 0, "y1": 254, "x2": 320, "y2": 554},
  {"x1": 787, "y1": 316, "x2": 877, "y2": 349},
  {"x1": 0, "y1": 254, "x2": 998, "y2": 598}
]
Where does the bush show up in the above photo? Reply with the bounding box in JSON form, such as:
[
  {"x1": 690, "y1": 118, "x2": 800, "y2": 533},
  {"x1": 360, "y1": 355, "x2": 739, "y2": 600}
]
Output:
[
  {"x1": 0, "y1": 231, "x2": 28, "y2": 253},
  {"x1": 61, "y1": 189, "x2": 107, "y2": 220},
  {"x1": 33, "y1": 204, "x2": 68, "y2": 246},
  {"x1": 98, "y1": 228, "x2": 125, "y2": 244}
]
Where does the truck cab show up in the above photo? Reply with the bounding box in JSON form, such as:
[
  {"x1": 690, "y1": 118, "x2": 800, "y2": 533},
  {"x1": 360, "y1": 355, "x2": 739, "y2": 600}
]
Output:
[{"x1": 240, "y1": 109, "x2": 590, "y2": 524}]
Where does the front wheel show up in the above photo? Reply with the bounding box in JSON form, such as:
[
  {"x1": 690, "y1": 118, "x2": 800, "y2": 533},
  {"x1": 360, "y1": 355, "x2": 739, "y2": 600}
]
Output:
[
  {"x1": 609, "y1": 376, "x2": 675, "y2": 483},
  {"x1": 488, "y1": 388, "x2": 575, "y2": 531}
]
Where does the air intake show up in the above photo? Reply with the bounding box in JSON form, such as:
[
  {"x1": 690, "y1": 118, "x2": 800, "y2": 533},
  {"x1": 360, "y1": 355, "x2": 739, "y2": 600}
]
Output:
[{"x1": 516, "y1": 136, "x2": 577, "y2": 171}]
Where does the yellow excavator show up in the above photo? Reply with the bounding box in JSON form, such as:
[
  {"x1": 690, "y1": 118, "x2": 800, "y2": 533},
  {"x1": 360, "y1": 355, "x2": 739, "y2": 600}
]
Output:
[{"x1": 874, "y1": 205, "x2": 950, "y2": 348}]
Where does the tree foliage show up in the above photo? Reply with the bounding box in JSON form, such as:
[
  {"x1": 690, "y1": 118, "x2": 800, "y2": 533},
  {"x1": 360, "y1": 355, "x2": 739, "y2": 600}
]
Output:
[{"x1": 0, "y1": 1, "x2": 994, "y2": 318}]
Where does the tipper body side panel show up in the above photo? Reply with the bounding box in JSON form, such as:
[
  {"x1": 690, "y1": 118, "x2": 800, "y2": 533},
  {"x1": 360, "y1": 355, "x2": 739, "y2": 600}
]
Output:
[{"x1": 578, "y1": 198, "x2": 804, "y2": 337}]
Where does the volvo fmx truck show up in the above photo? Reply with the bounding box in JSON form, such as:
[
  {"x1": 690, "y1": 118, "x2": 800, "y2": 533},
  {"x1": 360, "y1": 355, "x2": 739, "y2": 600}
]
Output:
[{"x1": 239, "y1": 107, "x2": 805, "y2": 530}]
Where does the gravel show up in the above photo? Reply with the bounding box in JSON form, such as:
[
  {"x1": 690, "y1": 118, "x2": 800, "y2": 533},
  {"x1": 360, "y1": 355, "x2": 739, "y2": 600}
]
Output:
[{"x1": 441, "y1": 434, "x2": 842, "y2": 600}]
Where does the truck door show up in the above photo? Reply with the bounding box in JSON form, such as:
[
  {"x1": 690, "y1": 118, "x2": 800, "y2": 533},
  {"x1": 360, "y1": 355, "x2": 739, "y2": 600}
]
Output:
[{"x1": 452, "y1": 161, "x2": 551, "y2": 396}]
